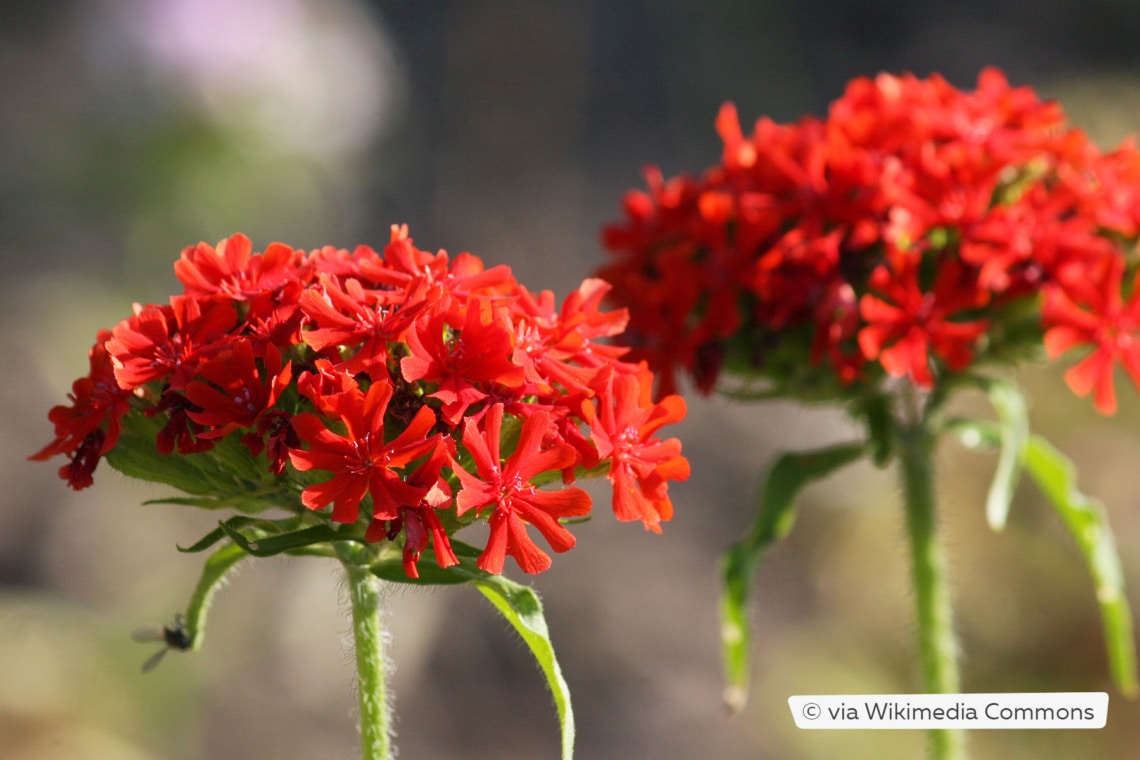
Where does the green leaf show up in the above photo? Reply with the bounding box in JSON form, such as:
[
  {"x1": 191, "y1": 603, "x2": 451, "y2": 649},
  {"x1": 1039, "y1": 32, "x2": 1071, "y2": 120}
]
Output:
[
  {"x1": 106, "y1": 415, "x2": 222, "y2": 496},
  {"x1": 720, "y1": 441, "x2": 866, "y2": 713},
  {"x1": 1022, "y1": 434, "x2": 1138, "y2": 698},
  {"x1": 472, "y1": 575, "x2": 575, "y2": 760},
  {"x1": 978, "y1": 378, "x2": 1029, "y2": 531},
  {"x1": 218, "y1": 520, "x2": 349, "y2": 558},
  {"x1": 368, "y1": 549, "x2": 575, "y2": 758},
  {"x1": 182, "y1": 541, "x2": 248, "y2": 651},
  {"x1": 144, "y1": 493, "x2": 295, "y2": 512},
  {"x1": 178, "y1": 516, "x2": 321, "y2": 554},
  {"x1": 950, "y1": 419, "x2": 1138, "y2": 698},
  {"x1": 852, "y1": 392, "x2": 893, "y2": 467},
  {"x1": 177, "y1": 517, "x2": 265, "y2": 553},
  {"x1": 105, "y1": 412, "x2": 301, "y2": 515}
]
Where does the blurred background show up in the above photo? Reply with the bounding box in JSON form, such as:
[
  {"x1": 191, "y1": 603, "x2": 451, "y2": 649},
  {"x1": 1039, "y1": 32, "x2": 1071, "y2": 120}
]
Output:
[{"x1": 5, "y1": 1, "x2": 1140, "y2": 758}]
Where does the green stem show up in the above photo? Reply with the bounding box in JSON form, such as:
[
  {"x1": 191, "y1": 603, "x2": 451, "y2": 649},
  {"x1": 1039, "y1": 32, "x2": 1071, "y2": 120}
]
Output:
[
  {"x1": 340, "y1": 549, "x2": 393, "y2": 760},
  {"x1": 897, "y1": 420, "x2": 967, "y2": 760}
]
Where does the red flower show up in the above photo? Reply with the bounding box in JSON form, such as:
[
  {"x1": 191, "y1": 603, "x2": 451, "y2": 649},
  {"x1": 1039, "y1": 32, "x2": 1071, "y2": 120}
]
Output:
[
  {"x1": 107, "y1": 296, "x2": 237, "y2": 391},
  {"x1": 585, "y1": 368, "x2": 689, "y2": 532},
  {"x1": 29, "y1": 330, "x2": 132, "y2": 489},
  {"x1": 289, "y1": 378, "x2": 442, "y2": 524},
  {"x1": 511, "y1": 279, "x2": 631, "y2": 395},
  {"x1": 245, "y1": 280, "x2": 309, "y2": 350},
  {"x1": 1043, "y1": 260, "x2": 1140, "y2": 414},
  {"x1": 809, "y1": 280, "x2": 864, "y2": 384},
  {"x1": 452, "y1": 404, "x2": 591, "y2": 574},
  {"x1": 858, "y1": 257, "x2": 988, "y2": 387},
  {"x1": 401, "y1": 298, "x2": 526, "y2": 424},
  {"x1": 299, "y1": 274, "x2": 432, "y2": 377},
  {"x1": 361, "y1": 224, "x2": 514, "y2": 296},
  {"x1": 185, "y1": 339, "x2": 292, "y2": 448},
  {"x1": 151, "y1": 390, "x2": 215, "y2": 455},
  {"x1": 365, "y1": 440, "x2": 458, "y2": 578},
  {"x1": 258, "y1": 409, "x2": 300, "y2": 476},
  {"x1": 296, "y1": 358, "x2": 358, "y2": 417},
  {"x1": 175, "y1": 233, "x2": 306, "y2": 301},
  {"x1": 356, "y1": 224, "x2": 448, "y2": 290}
]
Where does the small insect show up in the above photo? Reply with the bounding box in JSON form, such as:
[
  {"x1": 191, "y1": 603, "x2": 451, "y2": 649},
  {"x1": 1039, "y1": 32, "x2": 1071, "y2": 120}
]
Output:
[{"x1": 131, "y1": 614, "x2": 193, "y2": 673}]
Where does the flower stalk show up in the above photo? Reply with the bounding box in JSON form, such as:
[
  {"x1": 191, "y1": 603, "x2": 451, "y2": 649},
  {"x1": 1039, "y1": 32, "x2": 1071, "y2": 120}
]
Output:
[
  {"x1": 340, "y1": 546, "x2": 394, "y2": 760},
  {"x1": 897, "y1": 418, "x2": 966, "y2": 760}
]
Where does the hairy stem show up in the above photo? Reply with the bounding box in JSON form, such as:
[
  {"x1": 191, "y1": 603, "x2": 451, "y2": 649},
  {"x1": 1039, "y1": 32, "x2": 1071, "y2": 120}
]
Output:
[
  {"x1": 897, "y1": 420, "x2": 967, "y2": 760},
  {"x1": 340, "y1": 549, "x2": 393, "y2": 760}
]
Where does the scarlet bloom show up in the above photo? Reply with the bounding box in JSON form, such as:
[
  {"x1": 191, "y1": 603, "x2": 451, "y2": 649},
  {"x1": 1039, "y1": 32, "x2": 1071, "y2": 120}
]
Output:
[
  {"x1": 452, "y1": 404, "x2": 592, "y2": 574},
  {"x1": 175, "y1": 233, "x2": 306, "y2": 301},
  {"x1": 362, "y1": 224, "x2": 514, "y2": 296},
  {"x1": 296, "y1": 358, "x2": 358, "y2": 418},
  {"x1": 1043, "y1": 260, "x2": 1140, "y2": 414},
  {"x1": 29, "y1": 330, "x2": 132, "y2": 489},
  {"x1": 401, "y1": 298, "x2": 526, "y2": 424},
  {"x1": 299, "y1": 274, "x2": 432, "y2": 377},
  {"x1": 585, "y1": 368, "x2": 690, "y2": 532},
  {"x1": 151, "y1": 390, "x2": 215, "y2": 456},
  {"x1": 858, "y1": 257, "x2": 988, "y2": 387},
  {"x1": 185, "y1": 339, "x2": 293, "y2": 449},
  {"x1": 107, "y1": 296, "x2": 237, "y2": 390},
  {"x1": 365, "y1": 441, "x2": 459, "y2": 578},
  {"x1": 289, "y1": 377, "x2": 442, "y2": 525},
  {"x1": 511, "y1": 278, "x2": 631, "y2": 395}
]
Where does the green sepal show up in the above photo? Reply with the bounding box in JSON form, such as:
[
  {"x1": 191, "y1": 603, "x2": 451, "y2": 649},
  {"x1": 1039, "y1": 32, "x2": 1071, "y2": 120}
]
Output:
[
  {"x1": 719, "y1": 441, "x2": 867, "y2": 713},
  {"x1": 950, "y1": 418, "x2": 1139, "y2": 697},
  {"x1": 368, "y1": 544, "x2": 575, "y2": 758}
]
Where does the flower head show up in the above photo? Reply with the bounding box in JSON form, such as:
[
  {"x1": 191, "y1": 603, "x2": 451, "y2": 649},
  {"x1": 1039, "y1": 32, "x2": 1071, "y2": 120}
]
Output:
[
  {"x1": 33, "y1": 227, "x2": 688, "y2": 577},
  {"x1": 599, "y1": 68, "x2": 1140, "y2": 412}
]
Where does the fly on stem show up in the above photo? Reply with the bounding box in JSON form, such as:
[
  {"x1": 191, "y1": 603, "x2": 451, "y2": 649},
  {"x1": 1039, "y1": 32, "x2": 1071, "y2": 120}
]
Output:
[{"x1": 132, "y1": 613, "x2": 192, "y2": 673}]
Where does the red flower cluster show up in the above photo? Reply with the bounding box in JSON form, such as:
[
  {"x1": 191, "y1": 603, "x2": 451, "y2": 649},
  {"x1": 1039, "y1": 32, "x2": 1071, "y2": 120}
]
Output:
[
  {"x1": 31, "y1": 227, "x2": 689, "y2": 575},
  {"x1": 600, "y1": 68, "x2": 1140, "y2": 412}
]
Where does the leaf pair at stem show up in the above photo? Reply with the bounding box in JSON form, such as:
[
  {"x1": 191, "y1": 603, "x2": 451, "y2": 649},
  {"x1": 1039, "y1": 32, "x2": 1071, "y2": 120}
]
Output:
[{"x1": 163, "y1": 518, "x2": 576, "y2": 760}]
